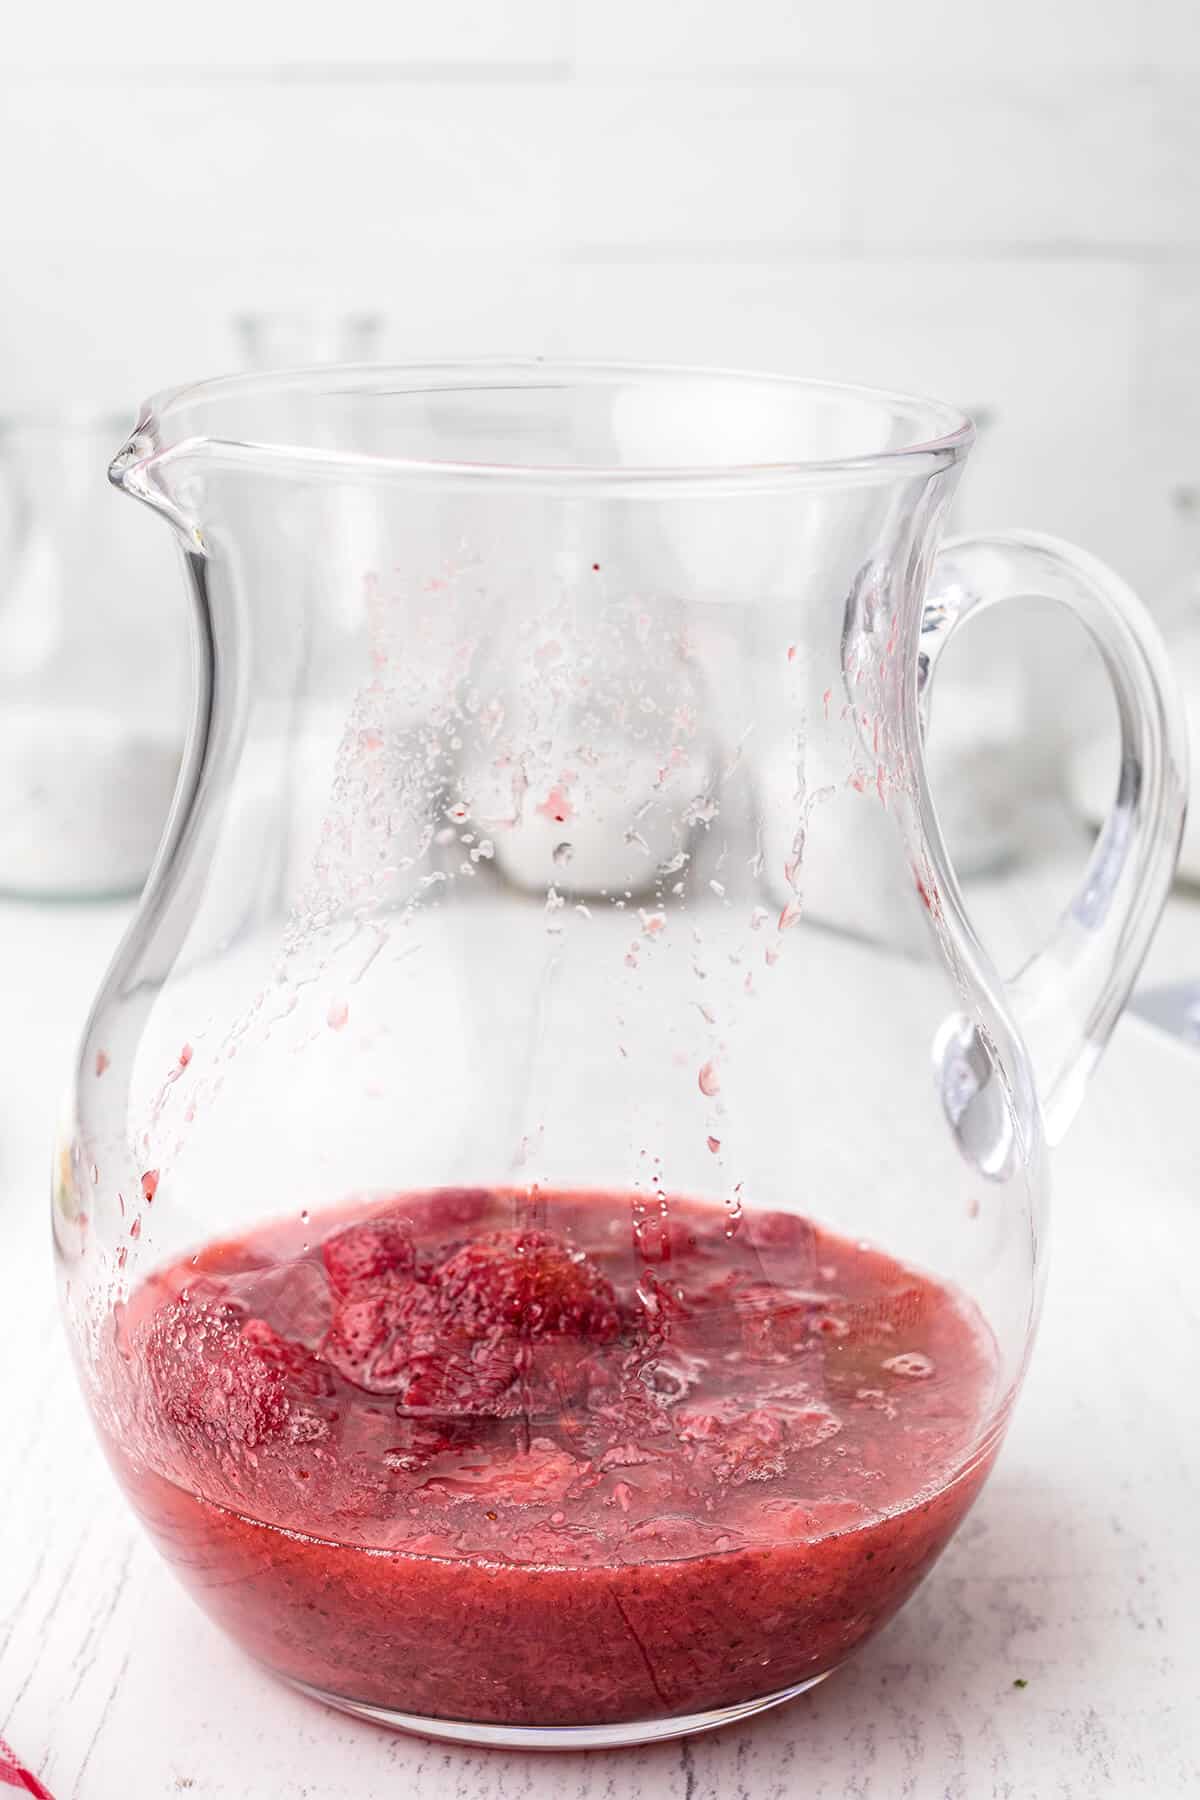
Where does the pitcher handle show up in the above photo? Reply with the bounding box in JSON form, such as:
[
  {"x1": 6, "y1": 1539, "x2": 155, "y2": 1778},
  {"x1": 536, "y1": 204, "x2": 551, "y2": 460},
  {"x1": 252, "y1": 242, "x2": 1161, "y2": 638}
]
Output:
[{"x1": 919, "y1": 529, "x2": 1188, "y2": 1144}]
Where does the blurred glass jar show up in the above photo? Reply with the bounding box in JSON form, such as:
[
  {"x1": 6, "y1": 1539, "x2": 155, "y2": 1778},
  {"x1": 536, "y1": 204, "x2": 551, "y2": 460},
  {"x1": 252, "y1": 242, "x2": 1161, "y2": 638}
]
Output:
[
  {"x1": 918, "y1": 406, "x2": 1037, "y2": 883},
  {"x1": 234, "y1": 311, "x2": 384, "y2": 369},
  {"x1": 0, "y1": 416, "x2": 186, "y2": 898},
  {"x1": 207, "y1": 313, "x2": 391, "y2": 932},
  {"x1": 1069, "y1": 483, "x2": 1200, "y2": 889}
]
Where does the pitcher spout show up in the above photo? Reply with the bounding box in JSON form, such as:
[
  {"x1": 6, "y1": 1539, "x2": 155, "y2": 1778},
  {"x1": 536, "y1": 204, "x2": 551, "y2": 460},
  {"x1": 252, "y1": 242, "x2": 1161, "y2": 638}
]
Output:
[{"x1": 109, "y1": 410, "x2": 207, "y2": 551}]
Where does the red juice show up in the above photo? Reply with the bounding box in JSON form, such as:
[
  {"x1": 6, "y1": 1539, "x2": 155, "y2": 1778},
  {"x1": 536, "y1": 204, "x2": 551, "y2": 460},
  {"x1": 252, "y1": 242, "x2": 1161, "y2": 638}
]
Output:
[{"x1": 103, "y1": 1188, "x2": 1003, "y2": 1729}]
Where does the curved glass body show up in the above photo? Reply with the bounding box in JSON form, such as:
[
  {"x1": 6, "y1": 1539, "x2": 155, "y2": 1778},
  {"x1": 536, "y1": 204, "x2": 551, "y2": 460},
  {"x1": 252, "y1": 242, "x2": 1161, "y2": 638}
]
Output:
[{"x1": 55, "y1": 365, "x2": 1185, "y2": 1748}]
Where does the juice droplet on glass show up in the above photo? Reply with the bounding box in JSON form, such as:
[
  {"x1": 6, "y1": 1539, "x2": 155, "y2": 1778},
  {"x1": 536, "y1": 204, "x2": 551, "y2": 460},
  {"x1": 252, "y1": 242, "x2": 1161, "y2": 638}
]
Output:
[
  {"x1": 778, "y1": 898, "x2": 803, "y2": 932},
  {"x1": 552, "y1": 842, "x2": 573, "y2": 867},
  {"x1": 915, "y1": 871, "x2": 941, "y2": 919},
  {"x1": 141, "y1": 1170, "x2": 159, "y2": 1204},
  {"x1": 698, "y1": 1061, "x2": 720, "y2": 1098},
  {"x1": 706, "y1": 1136, "x2": 721, "y2": 1155},
  {"x1": 536, "y1": 781, "x2": 576, "y2": 826},
  {"x1": 327, "y1": 999, "x2": 350, "y2": 1031},
  {"x1": 94, "y1": 1050, "x2": 110, "y2": 1077}
]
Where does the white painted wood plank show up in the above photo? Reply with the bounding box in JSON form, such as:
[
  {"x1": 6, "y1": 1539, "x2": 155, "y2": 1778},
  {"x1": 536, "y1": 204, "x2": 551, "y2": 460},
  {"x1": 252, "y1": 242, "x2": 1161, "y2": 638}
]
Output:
[
  {"x1": 9, "y1": 0, "x2": 570, "y2": 70},
  {"x1": 564, "y1": 82, "x2": 853, "y2": 252},
  {"x1": 573, "y1": 0, "x2": 1146, "y2": 77},
  {"x1": 848, "y1": 83, "x2": 1179, "y2": 253},
  {"x1": 0, "y1": 78, "x2": 568, "y2": 259},
  {"x1": 0, "y1": 74, "x2": 859, "y2": 264}
]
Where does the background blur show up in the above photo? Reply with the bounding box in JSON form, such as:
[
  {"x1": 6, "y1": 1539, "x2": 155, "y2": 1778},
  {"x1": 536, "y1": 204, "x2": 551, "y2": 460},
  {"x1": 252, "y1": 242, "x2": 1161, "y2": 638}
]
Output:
[{"x1": 4, "y1": 0, "x2": 1200, "y2": 604}]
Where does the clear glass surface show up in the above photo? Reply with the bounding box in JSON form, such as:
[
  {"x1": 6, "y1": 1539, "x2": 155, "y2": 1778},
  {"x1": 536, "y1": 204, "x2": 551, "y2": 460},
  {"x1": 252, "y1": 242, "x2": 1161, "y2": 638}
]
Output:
[{"x1": 55, "y1": 364, "x2": 1186, "y2": 1746}]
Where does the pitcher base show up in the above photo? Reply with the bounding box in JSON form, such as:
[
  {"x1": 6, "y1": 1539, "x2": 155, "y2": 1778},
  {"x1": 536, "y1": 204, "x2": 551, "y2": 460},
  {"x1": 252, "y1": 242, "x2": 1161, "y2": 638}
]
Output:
[{"x1": 283, "y1": 1668, "x2": 837, "y2": 1750}]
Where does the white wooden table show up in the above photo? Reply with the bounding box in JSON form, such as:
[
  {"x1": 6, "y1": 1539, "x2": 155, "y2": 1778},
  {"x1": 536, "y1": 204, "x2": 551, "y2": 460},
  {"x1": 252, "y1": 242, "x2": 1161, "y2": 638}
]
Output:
[{"x1": 2, "y1": 877, "x2": 1198, "y2": 1800}]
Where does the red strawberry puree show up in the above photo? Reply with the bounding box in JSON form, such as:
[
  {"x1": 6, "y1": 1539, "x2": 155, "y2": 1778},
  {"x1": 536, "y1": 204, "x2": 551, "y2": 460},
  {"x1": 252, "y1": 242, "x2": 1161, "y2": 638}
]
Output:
[{"x1": 104, "y1": 1188, "x2": 1002, "y2": 1728}]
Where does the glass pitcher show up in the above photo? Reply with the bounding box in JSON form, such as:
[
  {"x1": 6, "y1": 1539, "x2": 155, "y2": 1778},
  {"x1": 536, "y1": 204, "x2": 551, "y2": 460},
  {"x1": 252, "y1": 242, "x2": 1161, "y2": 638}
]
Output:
[{"x1": 55, "y1": 364, "x2": 1185, "y2": 1750}]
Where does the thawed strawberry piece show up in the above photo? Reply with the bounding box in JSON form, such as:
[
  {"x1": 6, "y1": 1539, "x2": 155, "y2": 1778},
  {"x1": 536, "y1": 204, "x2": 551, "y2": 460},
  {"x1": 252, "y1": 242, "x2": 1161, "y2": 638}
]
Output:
[
  {"x1": 402, "y1": 1225, "x2": 622, "y2": 1415},
  {"x1": 323, "y1": 1228, "x2": 621, "y2": 1413},
  {"x1": 579, "y1": 1386, "x2": 677, "y2": 1459},
  {"x1": 322, "y1": 1213, "x2": 416, "y2": 1296},
  {"x1": 321, "y1": 1281, "x2": 434, "y2": 1392},
  {"x1": 240, "y1": 1317, "x2": 336, "y2": 1400},
  {"x1": 632, "y1": 1344, "x2": 706, "y2": 1403},
  {"x1": 713, "y1": 1275, "x2": 828, "y2": 1360},
  {"x1": 399, "y1": 1333, "x2": 526, "y2": 1415},
  {"x1": 678, "y1": 1403, "x2": 790, "y2": 1486},
  {"x1": 746, "y1": 1208, "x2": 818, "y2": 1265},
  {"x1": 434, "y1": 1229, "x2": 620, "y2": 1342},
  {"x1": 141, "y1": 1301, "x2": 290, "y2": 1451},
  {"x1": 232, "y1": 1257, "x2": 332, "y2": 1346}
]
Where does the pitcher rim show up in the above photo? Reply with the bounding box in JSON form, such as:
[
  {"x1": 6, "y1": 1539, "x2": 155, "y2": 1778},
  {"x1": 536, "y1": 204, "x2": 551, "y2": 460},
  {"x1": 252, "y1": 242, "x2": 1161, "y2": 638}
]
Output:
[{"x1": 112, "y1": 358, "x2": 975, "y2": 495}]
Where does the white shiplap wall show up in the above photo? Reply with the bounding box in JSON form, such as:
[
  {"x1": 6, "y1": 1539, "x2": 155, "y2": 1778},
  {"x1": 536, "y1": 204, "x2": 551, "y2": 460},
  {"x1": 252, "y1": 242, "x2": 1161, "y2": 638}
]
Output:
[{"x1": 3, "y1": 0, "x2": 1199, "y2": 597}]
